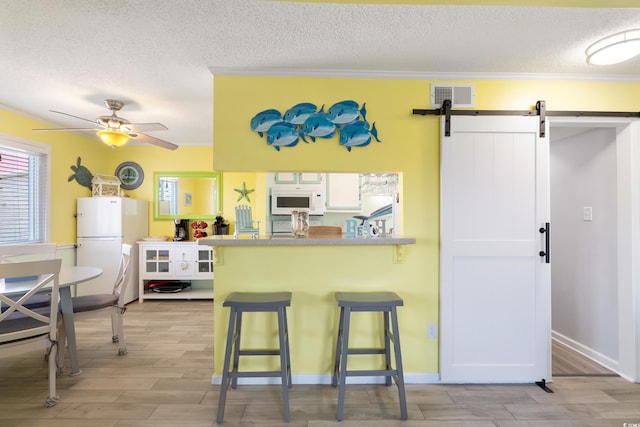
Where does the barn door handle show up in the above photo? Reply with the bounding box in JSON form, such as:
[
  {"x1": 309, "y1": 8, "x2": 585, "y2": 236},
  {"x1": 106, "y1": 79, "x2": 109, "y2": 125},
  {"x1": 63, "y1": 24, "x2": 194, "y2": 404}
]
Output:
[{"x1": 538, "y1": 222, "x2": 550, "y2": 263}]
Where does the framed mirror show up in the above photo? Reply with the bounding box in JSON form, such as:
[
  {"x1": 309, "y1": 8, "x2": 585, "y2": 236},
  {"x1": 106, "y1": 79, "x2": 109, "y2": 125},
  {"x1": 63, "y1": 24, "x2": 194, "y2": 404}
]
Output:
[{"x1": 154, "y1": 171, "x2": 222, "y2": 220}]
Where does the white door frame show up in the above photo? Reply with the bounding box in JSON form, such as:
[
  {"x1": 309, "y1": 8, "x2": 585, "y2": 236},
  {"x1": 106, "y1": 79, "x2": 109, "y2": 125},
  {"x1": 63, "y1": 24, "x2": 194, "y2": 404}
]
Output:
[{"x1": 549, "y1": 116, "x2": 640, "y2": 382}]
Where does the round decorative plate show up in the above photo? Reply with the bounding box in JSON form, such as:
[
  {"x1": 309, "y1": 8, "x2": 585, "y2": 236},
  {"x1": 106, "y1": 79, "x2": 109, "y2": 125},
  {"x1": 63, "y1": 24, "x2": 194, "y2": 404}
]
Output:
[{"x1": 115, "y1": 161, "x2": 144, "y2": 190}]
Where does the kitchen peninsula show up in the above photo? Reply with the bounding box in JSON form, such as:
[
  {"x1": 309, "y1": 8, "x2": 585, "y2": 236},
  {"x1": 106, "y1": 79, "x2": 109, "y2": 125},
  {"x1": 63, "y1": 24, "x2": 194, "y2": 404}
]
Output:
[{"x1": 199, "y1": 234, "x2": 416, "y2": 383}]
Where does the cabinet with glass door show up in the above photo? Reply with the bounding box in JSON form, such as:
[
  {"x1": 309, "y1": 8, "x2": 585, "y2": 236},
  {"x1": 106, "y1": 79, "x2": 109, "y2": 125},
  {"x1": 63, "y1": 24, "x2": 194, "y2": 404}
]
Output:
[{"x1": 138, "y1": 242, "x2": 213, "y2": 302}]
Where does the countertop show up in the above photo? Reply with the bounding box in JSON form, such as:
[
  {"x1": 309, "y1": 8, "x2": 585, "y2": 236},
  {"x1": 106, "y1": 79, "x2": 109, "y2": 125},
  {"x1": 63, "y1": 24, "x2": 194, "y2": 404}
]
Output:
[
  {"x1": 137, "y1": 239, "x2": 195, "y2": 244},
  {"x1": 197, "y1": 235, "x2": 416, "y2": 246}
]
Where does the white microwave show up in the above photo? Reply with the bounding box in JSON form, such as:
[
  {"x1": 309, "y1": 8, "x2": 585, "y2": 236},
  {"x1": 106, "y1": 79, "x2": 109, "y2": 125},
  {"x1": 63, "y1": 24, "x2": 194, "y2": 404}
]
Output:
[{"x1": 271, "y1": 189, "x2": 325, "y2": 215}]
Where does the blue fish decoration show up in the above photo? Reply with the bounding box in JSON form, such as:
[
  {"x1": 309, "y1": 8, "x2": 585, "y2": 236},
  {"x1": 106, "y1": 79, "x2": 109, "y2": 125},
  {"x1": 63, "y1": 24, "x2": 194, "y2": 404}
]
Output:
[
  {"x1": 301, "y1": 113, "x2": 336, "y2": 142},
  {"x1": 250, "y1": 109, "x2": 282, "y2": 137},
  {"x1": 266, "y1": 122, "x2": 300, "y2": 151},
  {"x1": 327, "y1": 100, "x2": 367, "y2": 125},
  {"x1": 283, "y1": 103, "x2": 322, "y2": 125},
  {"x1": 339, "y1": 120, "x2": 380, "y2": 152},
  {"x1": 353, "y1": 204, "x2": 393, "y2": 224}
]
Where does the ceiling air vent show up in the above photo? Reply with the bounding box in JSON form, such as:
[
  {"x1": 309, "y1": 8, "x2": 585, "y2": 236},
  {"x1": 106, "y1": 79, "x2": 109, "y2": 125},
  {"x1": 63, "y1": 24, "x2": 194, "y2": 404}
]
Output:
[{"x1": 430, "y1": 83, "x2": 475, "y2": 108}]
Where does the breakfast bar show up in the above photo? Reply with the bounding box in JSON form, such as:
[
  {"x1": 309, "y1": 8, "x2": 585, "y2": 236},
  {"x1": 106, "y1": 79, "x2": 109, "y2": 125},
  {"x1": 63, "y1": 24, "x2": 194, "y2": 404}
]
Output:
[{"x1": 199, "y1": 235, "x2": 416, "y2": 383}]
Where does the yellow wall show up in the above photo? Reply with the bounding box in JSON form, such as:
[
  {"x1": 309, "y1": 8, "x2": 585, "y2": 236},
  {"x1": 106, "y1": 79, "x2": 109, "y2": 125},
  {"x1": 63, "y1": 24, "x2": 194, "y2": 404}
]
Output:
[
  {"x1": 5, "y1": 77, "x2": 637, "y2": 247},
  {"x1": 0, "y1": 109, "x2": 266, "y2": 245},
  {"x1": 0, "y1": 109, "x2": 244, "y2": 242},
  {"x1": 212, "y1": 75, "x2": 640, "y2": 376},
  {"x1": 1, "y1": 109, "x2": 114, "y2": 244},
  {"x1": 116, "y1": 146, "x2": 221, "y2": 237},
  {"x1": 285, "y1": 1, "x2": 638, "y2": 6},
  {"x1": 3, "y1": 75, "x2": 640, "y2": 377}
]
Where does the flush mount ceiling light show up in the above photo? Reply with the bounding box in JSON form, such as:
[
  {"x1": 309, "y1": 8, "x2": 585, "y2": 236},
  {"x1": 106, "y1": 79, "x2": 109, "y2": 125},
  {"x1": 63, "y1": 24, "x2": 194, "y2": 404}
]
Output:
[
  {"x1": 586, "y1": 29, "x2": 640, "y2": 65},
  {"x1": 97, "y1": 129, "x2": 130, "y2": 148}
]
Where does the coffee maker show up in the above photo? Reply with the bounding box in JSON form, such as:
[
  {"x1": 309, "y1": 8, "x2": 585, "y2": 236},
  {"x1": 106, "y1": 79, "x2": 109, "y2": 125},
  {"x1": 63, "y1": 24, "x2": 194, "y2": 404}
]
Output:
[{"x1": 173, "y1": 219, "x2": 189, "y2": 241}]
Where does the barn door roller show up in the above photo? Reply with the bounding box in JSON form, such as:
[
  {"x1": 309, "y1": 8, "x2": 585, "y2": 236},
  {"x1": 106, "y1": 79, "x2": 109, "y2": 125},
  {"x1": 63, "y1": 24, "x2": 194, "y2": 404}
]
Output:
[{"x1": 412, "y1": 100, "x2": 640, "y2": 138}]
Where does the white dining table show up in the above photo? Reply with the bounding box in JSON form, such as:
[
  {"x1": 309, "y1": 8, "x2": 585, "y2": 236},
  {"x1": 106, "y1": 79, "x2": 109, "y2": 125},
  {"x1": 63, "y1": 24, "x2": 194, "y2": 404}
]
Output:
[{"x1": 0, "y1": 265, "x2": 102, "y2": 376}]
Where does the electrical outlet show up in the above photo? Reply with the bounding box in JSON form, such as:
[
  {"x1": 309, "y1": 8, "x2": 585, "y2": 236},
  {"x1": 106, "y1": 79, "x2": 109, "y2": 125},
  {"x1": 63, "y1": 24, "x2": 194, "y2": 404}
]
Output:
[{"x1": 427, "y1": 323, "x2": 438, "y2": 339}]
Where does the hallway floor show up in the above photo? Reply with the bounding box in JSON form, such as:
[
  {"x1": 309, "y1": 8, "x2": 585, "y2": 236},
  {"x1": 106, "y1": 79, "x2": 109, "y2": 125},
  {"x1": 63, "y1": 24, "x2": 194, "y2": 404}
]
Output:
[
  {"x1": 0, "y1": 300, "x2": 639, "y2": 426},
  {"x1": 552, "y1": 339, "x2": 617, "y2": 377}
]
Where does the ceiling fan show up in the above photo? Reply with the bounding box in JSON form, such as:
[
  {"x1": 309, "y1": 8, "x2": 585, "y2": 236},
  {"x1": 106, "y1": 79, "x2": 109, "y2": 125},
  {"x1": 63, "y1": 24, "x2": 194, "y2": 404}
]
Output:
[{"x1": 33, "y1": 99, "x2": 178, "y2": 150}]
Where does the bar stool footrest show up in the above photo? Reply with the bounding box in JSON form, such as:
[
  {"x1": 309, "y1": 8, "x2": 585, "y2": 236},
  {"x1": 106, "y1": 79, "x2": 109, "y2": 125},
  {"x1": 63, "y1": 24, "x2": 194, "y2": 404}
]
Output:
[
  {"x1": 345, "y1": 369, "x2": 399, "y2": 377},
  {"x1": 347, "y1": 348, "x2": 386, "y2": 355},
  {"x1": 238, "y1": 349, "x2": 282, "y2": 356},
  {"x1": 229, "y1": 371, "x2": 287, "y2": 379}
]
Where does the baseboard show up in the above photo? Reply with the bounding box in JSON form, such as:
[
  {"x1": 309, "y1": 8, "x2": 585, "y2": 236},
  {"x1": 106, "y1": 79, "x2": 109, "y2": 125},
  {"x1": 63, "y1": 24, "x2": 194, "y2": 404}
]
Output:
[
  {"x1": 211, "y1": 372, "x2": 440, "y2": 385},
  {"x1": 552, "y1": 330, "x2": 620, "y2": 374}
]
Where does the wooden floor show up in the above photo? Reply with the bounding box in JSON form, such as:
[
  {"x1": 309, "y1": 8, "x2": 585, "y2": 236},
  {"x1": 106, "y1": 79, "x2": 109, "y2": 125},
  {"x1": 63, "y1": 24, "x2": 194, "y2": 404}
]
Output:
[
  {"x1": 552, "y1": 339, "x2": 617, "y2": 377},
  {"x1": 1, "y1": 300, "x2": 639, "y2": 426}
]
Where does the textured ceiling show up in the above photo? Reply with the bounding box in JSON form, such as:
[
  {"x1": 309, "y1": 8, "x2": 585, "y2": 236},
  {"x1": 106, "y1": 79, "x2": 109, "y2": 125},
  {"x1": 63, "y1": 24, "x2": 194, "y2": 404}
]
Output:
[{"x1": 1, "y1": 0, "x2": 639, "y2": 148}]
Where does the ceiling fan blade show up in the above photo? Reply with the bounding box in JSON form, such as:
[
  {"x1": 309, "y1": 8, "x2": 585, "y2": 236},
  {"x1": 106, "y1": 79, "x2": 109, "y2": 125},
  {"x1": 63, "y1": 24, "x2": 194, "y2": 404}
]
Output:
[
  {"x1": 32, "y1": 127, "x2": 98, "y2": 132},
  {"x1": 49, "y1": 110, "x2": 96, "y2": 124},
  {"x1": 127, "y1": 122, "x2": 168, "y2": 132},
  {"x1": 130, "y1": 132, "x2": 178, "y2": 150}
]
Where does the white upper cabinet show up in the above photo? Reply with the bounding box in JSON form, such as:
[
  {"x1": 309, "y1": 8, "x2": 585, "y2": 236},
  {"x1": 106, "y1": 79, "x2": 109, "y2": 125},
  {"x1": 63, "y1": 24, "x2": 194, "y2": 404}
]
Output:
[
  {"x1": 274, "y1": 173, "x2": 323, "y2": 185},
  {"x1": 325, "y1": 173, "x2": 361, "y2": 211}
]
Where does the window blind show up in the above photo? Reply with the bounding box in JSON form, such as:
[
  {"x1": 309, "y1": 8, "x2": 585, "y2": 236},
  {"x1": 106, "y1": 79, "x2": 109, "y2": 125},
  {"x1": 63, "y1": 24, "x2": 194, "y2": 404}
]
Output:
[{"x1": 0, "y1": 145, "x2": 46, "y2": 244}]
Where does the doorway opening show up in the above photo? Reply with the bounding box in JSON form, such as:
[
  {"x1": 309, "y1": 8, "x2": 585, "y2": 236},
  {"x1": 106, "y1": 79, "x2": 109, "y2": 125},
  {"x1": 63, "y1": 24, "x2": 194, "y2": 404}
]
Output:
[{"x1": 549, "y1": 121, "x2": 638, "y2": 379}]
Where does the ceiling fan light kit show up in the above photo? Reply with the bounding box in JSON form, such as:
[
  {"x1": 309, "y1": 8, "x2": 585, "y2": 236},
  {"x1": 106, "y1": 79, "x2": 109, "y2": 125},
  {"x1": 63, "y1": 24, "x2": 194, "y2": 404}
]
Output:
[
  {"x1": 97, "y1": 129, "x2": 130, "y2": 148},
  {"x1": 32, "y1": 99, "x2": 178, "y2": 150},
  {"x1": 586, "y1": 29, "x2": 640, "y2": 65}
]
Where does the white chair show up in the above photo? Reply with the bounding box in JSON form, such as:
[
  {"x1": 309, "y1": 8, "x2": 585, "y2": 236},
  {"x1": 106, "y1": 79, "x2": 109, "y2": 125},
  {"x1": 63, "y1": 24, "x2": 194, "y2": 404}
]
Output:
[
  {"x1": 0, "y1": 244, "x2": 57, "y2": 311},
  {"x1": 57, "y1": 243, "x2": 132, "y2": 369},
  {"x1": 0, "y1": 258, "x2": 62, "y2": 407},
  {"x1": 0, "y1": 243, "x2": 57, "y2": 263},
  {"x1": 234, "y1": 205, "x2": 260, "y2": 238}
]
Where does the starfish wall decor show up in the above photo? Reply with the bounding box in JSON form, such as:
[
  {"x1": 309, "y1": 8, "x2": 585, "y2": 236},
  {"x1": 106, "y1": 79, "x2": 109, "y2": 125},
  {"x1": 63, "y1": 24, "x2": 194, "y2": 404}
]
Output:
[{"x1": 234, "y1": 181, "x2": 255, "y2": 202}]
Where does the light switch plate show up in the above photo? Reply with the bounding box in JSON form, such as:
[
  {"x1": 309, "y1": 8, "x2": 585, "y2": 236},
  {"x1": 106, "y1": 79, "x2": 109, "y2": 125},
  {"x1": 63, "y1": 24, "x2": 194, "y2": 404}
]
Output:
[
  {"x1": 583, "y1": 207, "x2": 593, "y2": 221},
  {"x1": 427, "y1": 323, "x2": 438, "y2": 339}
]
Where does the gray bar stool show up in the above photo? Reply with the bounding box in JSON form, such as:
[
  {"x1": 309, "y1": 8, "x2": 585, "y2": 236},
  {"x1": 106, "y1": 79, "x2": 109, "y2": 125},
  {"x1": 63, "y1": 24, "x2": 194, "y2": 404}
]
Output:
[
  {"x1": 332, "y1": 291, "x2": 407, "y2": 421},
  {"x1": 216, "y1": 292, "x2": 292, "y2": 423}
]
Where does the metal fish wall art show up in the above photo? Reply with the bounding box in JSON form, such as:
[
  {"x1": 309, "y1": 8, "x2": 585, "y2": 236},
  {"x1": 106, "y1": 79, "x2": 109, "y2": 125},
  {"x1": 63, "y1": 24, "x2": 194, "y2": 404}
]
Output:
[
  {"x1": 266, "y1": 122, "x2": 301, "y2": 151},
  {"x1": 339, "y1": 120, "x2": 380, "y2": 152},
  {"x1": 327, "y1": 100, "x2": 367, "y2": 125},
  {"x1": 284, "y1": 103, "x2": 323, "y2": 125},
  {"x1": 250, "y1": 109, "x2": 282, "y2": 137},
  {"x1": 250, "y1": 100, "x2": 380, "y2": 151}
]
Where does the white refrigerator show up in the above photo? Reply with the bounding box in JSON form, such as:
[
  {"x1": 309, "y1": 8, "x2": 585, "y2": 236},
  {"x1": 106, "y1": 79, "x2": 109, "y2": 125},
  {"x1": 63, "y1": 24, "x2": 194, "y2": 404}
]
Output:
[{"x1": 76, "y1": 197, "x2": 148, "y2": 304}]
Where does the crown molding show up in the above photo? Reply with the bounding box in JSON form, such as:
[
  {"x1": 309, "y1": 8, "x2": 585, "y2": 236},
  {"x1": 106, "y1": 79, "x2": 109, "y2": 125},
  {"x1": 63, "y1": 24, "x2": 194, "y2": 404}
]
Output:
[
  {"x1": 271, "y1": 0, "x2": 640, "y2": 7},
  {"x1": 208, "y1": 66, "x2": 640, "y2": 82}
]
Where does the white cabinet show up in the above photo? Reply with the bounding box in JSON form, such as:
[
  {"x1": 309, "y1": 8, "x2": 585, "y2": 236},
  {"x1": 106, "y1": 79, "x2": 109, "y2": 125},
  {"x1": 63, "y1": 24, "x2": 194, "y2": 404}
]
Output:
[
  {"x1": 274, "y1": 172, "x2": 323, "y2": 184},
  {"x1": 325, "y1": 173, "x2": 361, "y2": 211},
  {"x1": 138, "y1": 242, "x2": 213, "y2": 302}
]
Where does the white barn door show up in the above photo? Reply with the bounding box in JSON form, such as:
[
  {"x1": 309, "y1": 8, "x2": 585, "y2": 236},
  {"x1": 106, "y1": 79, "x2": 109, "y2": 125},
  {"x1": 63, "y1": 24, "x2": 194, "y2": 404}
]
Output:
[{"x1": 440, "y1": 115, "x2": 551, "y2": 383}]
